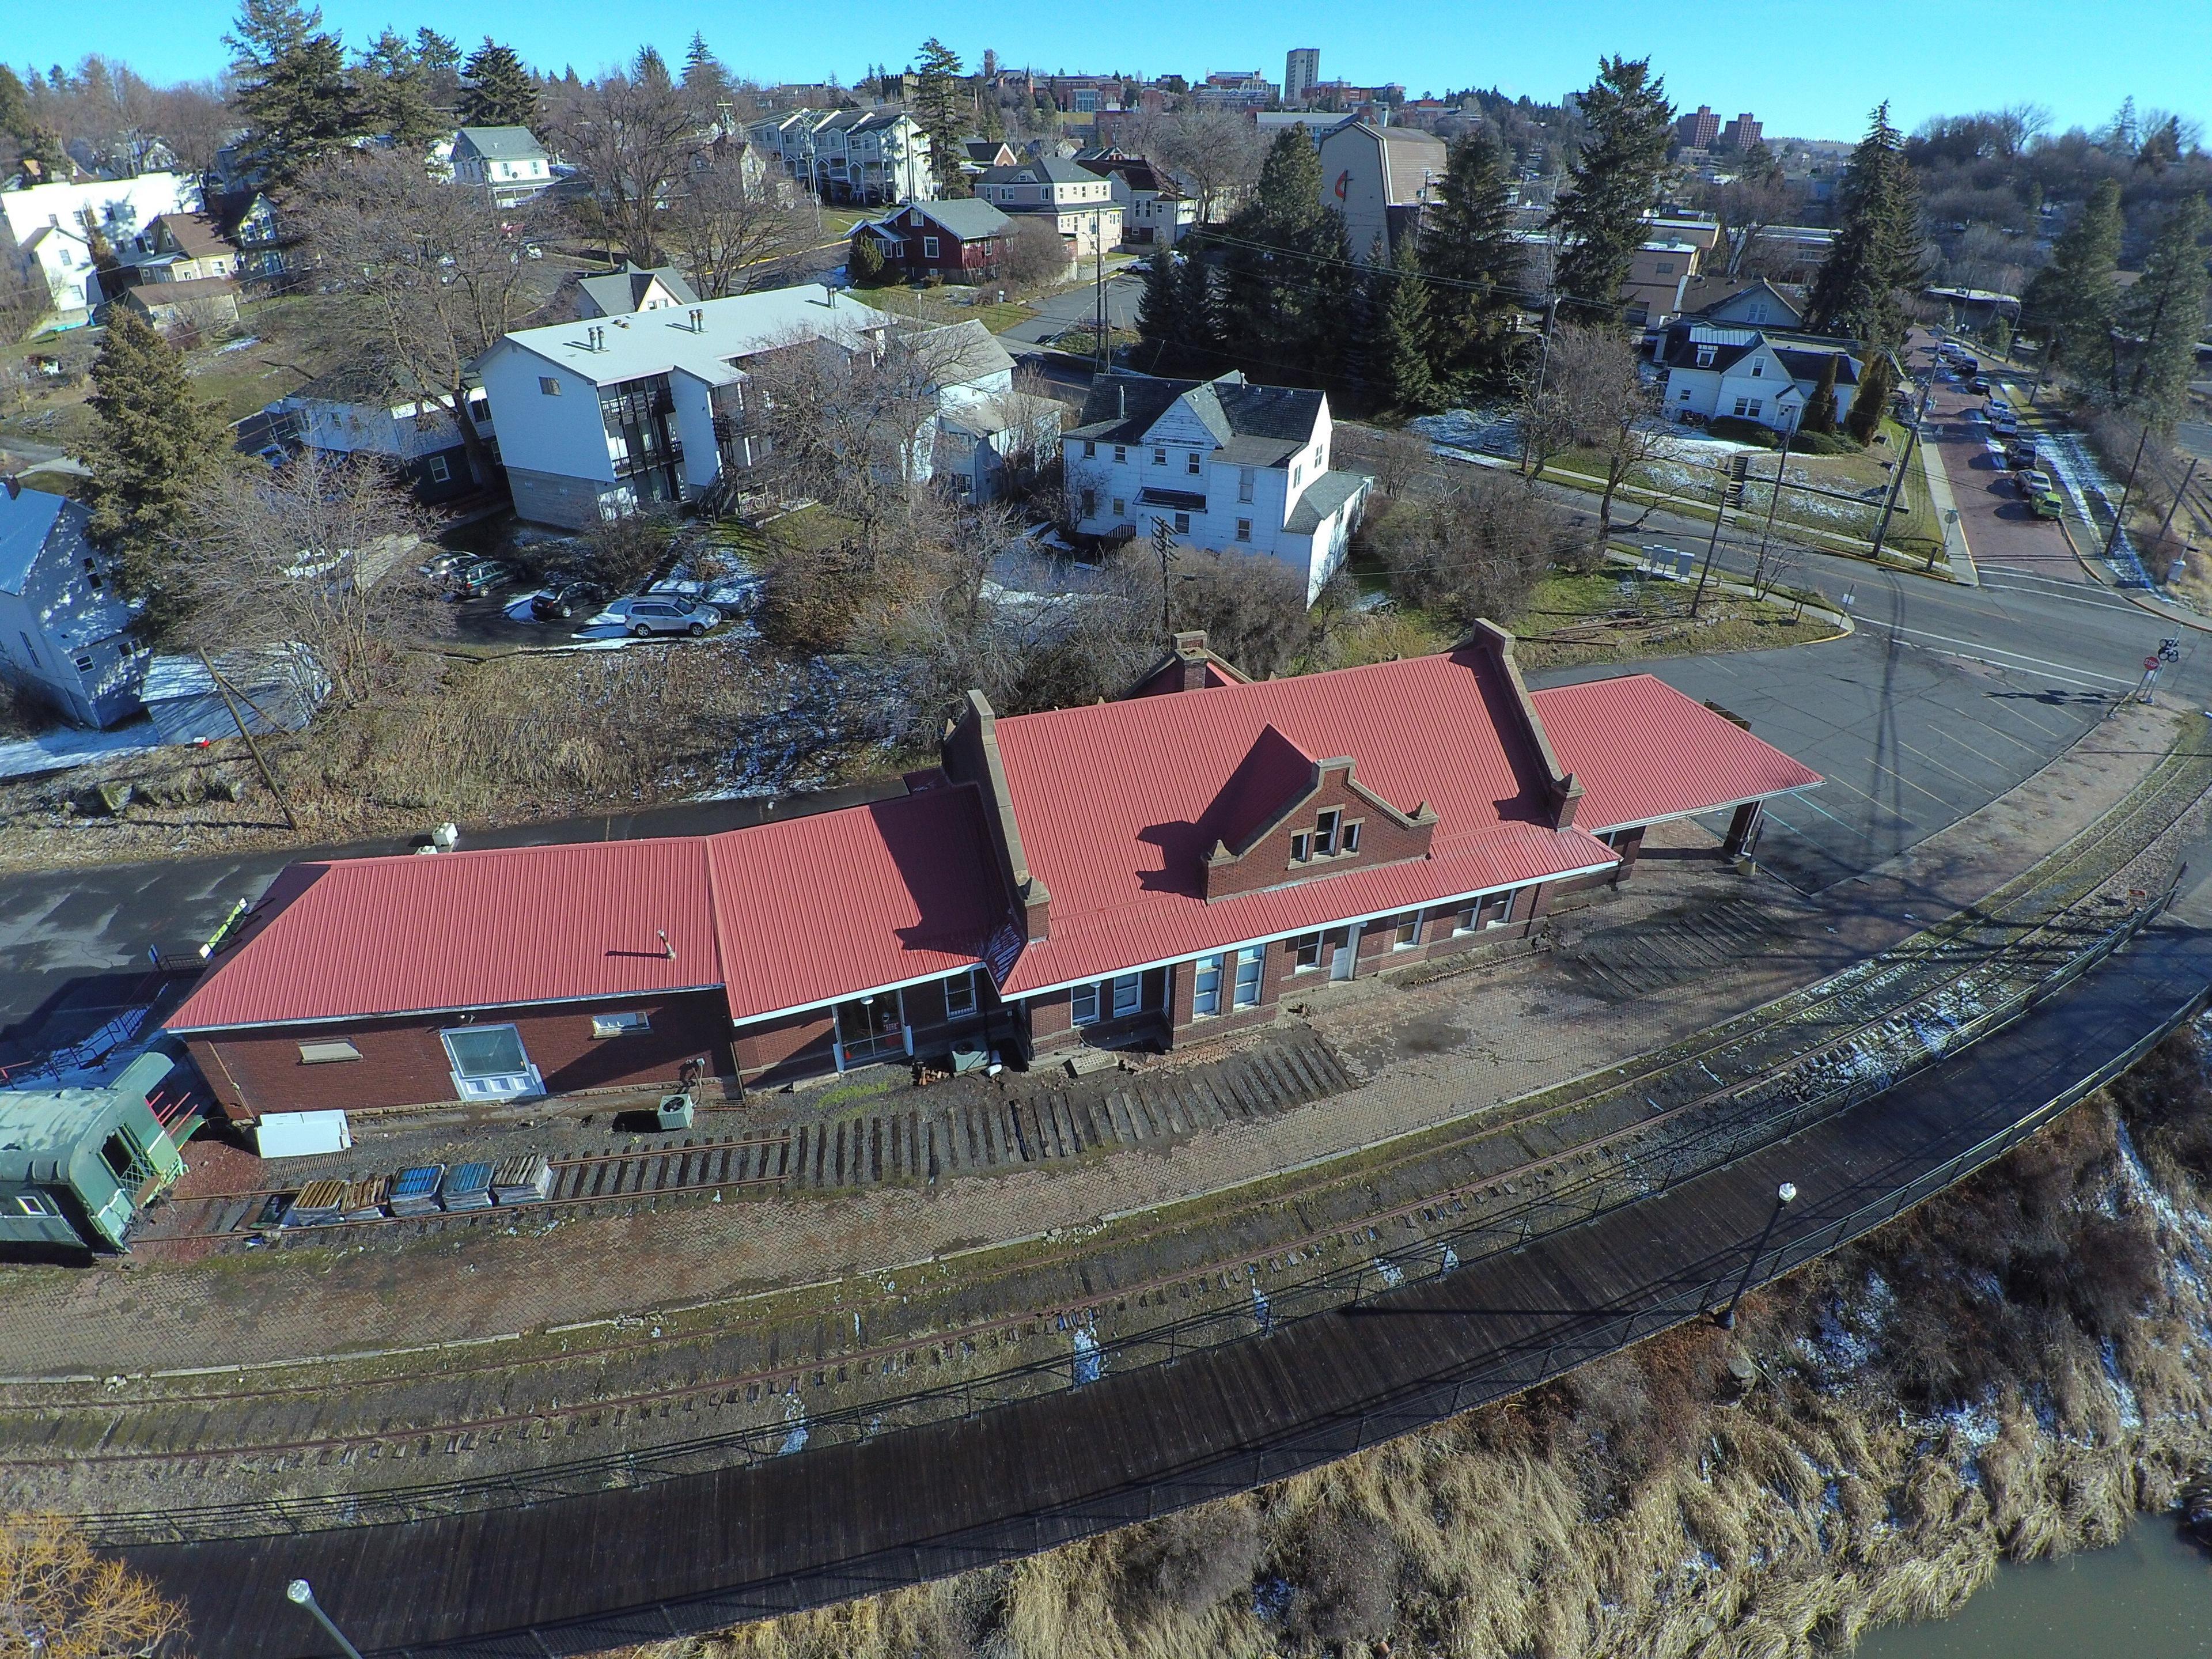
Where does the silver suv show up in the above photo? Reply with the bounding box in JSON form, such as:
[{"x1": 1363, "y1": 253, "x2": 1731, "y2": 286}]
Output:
[{"x1": 624, "y1": 595, "x2": 722, "y2": 638}]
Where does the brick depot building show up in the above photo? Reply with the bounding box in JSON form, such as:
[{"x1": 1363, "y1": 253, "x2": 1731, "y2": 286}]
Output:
[{"x1": 166, "y1": 627, "x2": 1820, "y2": 1121}]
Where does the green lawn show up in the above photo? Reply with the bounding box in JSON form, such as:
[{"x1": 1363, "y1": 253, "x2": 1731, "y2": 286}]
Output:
[{"x1": 865, "y1": 284, "x2": 1035, "y2": 333}]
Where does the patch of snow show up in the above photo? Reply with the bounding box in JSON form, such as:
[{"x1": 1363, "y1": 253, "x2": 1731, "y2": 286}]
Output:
[
  {"x1": 776, "y1": 1392, "x2": 808, "y2": 1455},
  {"x1": 1941, "y1": 1397, "x2": 2002, "y2": 1448},
  {"x1": 2036, "y1": 427, "x2": 2154, "y2": 587},
  {"x1": 214, "y1": 335, "x2": 261, "y2": 353},
  {"x1": 0, "y1": 717, "x2": 167, "y2": 781},
  {"x1": 2100, "y1": 1339, "x2": 2144, "y2": 1429},
  {"x1": 1071, "y1": 1326, "x2": 1102, "y2": 1385},
  {"x1": 1370, "y1": 1256, "x2": 1404, "y2": 1288}
]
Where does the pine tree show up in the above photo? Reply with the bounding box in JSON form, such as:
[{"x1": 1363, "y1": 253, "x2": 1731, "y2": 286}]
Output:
[
  {"x1": 1305, "y1": 211, "x2": 1365, "y2": 397},
  {"x1": 225, "y1": 0, "x2": 319, "y2": 69},
  {"x1": 1169, "y1": 245, "x2": 1219, "y2": 375},
  {"x1": 228, "y1": 1, "x2": 372, "y2": 181},
  {"x1": 682, "y1": 33, "x2": 732, "y2": 123},
  {"x1": 1421, "y1": 130, "x2": 1522, "y2": 396},
  {"x1": 2022, "y1": 179, "x2": 2122, "y2": 369},
  {"x1": 358, "y1": 28, "x2": 444, "y2": 149},
  {"x1": 913, "y1": 39, "x2": 969, "y2": 194},
  {"x1": 1219, "y1": 126, "x2": 1330, "y2": 380},
  {"x1": 849, "y1": 231, "x2": 885, "y2": 286},
  {"x1": 1844, "y1": 350, "x2": 1893, "y2": 445},
  {"x1": 1551, "y1": 57, "x2": 1674, "y2": 324},
  {"x1": 81, "y1": 312, "x2": 232, "y2": 643},
  {"x1": 1806, "y1": 104, "x2": 1925, "y2": 347},
  {"x1": 1800, "y1": 353, "x2": 1840, "y2": 435},
  {"x1": 458, "y1": 40, "x2": 539, "y2": 131},
  {"x1": 2111, "y1": 195, "x2": 2210, "y2": 418},
  {"x1": 1137, "y1": 244, "x2": 1181, "y2": 368},
  {"x1": 1369, "y1": 234, "x2": 1438, "y2": 415}
]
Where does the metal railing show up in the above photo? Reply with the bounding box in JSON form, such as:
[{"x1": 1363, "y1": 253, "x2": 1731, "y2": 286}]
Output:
[{"x1": 74, "y1": 885, "x2": 2187, "y2": 1549}]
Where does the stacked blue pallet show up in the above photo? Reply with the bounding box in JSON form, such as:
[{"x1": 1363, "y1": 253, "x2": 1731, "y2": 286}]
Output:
[
  {"x1": 440, "y1": 1161, "x2": 495, "y2": 1211},
  {"x1": 389, "y1": 1165, "x2": 444, "y2": 1217}
]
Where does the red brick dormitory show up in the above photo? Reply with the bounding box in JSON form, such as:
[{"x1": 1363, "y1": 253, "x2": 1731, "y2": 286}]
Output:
[{"x1": 165, "y1": 626, "x2": 1821, "y2": 1122}]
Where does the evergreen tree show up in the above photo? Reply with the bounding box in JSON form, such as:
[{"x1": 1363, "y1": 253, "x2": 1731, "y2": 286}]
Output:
[
  {"x1": 1550, "y1": 57, "x2": 1673, "y2": 324},
  {"x1": 1137, "y1": 244, "x2": 1181, "y2": 367},
  {"x1": 2022, "y1": 179, "x2": 2122, "y2": 369},
  {"x1": 459, "y1": 39, "x2": 539, "y2": 130},
  {"x1": 849, "y1": 232, "x2": 885, "y2": 285},
  {"x1": 412, "y1": 29, "x2": 463, "y2": 105},
  {"x1": 1800, "y1": 352, "x2": 1840, "y2": 435},
  {"x1": 81, "y1": 312, "x2": 232, "y2": 643},
  {"x1": 2111, "y1": 195, "x2": 2210, "y2": 418},
  {"x1": 1806, "y1": 104, "x2": 1925, "y2": 346},
  {"x1": 632, "y1": 46, "x2": 673, "y2": 90},
  {"x1": 1844, "y1": 349, "x2": 1893, "y2": 445},
  {"x1": 1305, "y1": 211, "x2": 1365, "y2": 396},
  {"x1": 1219, "y1": 126, "x2": 1330, "y2": 380},
  {"x1": 1369, "y1": 234, "x2": 1438, "y2": 415},
  {"x1": 1169, "y1": 244, "x2": 1219, "y2": 374},
  {"x1": 912, "y1": 39, "x2": 969, "y2": 194},
  {"x1": 682, "y1": 33, "x2": 732, "y2": 123},
  {"x1": 228, "y1": 0, "x2": 371, "y2": 181},
  {"x1": 358, "y1": 28, "x2": 444, "y2": 149},
  {"x1": 1421, "y1": 130, "x2": 1522, "y2": 395}
]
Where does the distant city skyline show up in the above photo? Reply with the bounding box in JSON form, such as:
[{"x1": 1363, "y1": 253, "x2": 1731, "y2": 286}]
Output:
[{"x1": 13, "y1": 0, "x2": 2210, "y2": 145}]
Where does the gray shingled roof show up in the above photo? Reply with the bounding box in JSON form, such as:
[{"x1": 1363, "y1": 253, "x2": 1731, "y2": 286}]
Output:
[
  {"x1": 1068, "y1": 372, "x2": 1323, "y2": 457},
  {"x1": 979, "y1": 157, "x2": 1100, "y2": 187},
  {"x1": 892, "y1": 198, "x2": 1013, "y2": 241},
  {"x1": 577, "y1": 263, "x2": 699, "y2": 316},
  {"x1": 457, "y1": 126, "x2": 548, "y2": 162},
  {"x1": 1285, "y1": 469, "x2": 1373, "y2": 535}
]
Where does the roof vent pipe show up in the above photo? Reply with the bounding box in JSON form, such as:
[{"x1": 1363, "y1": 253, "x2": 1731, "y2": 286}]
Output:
[{"x1": 1118, "y1": 382, "x2": 1125, "y2": 419}]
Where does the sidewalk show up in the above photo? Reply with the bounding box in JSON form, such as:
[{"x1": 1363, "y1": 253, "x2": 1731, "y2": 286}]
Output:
[{"x1": 1914, "y1": 418, "x2": 1980, "y2": 585}]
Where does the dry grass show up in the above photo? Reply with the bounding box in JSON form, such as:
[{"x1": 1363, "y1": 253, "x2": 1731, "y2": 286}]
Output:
[{"x1": 616, "y1": 1032, "x2": 2212, "y2": 1659}]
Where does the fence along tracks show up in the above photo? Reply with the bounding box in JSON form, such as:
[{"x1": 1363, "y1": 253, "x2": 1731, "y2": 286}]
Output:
[{"x1": 48, "y1": 722, "x2": 2212, "y2": 1543}]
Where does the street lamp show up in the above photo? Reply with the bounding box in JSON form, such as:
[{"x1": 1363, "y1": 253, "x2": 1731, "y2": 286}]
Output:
[
  {"x1": 285, "y1": 1580, "x2": 367, "y2": 1659},
  {"x1": 1714, "y1": 1181, "x2": 1796, "y2": 1330}
]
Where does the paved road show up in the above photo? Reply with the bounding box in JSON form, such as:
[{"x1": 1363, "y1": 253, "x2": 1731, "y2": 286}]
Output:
[{"x1": 995, "y1": 268, "x2": 1143, "y2": 346}]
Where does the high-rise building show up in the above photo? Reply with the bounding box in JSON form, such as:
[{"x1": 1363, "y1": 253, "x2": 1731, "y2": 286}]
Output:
[
  {"x1": 1285, "y1": 48, "x2": 1320, "y2": 105},
  {"x1": 1676, "y1": 104, "x2": 1721, "y2": 149},
  {"x1": 1720, "y1": 113, "x2": 1763, "y2": 152}
]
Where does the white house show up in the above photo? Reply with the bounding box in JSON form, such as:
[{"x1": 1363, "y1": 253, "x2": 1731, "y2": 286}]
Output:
[
  {"x1": 0, "y1": 170, "x2": 199, "y2": 316},
  {"x1": 0, "y1": 480, "x2": 143, "y2": 728},
  {"x1": 1316, "y1": 122, "x2": 1445, "y2": 264},
  {"x1": 265, "y1": 363, "x2": 489, "y2": 503},
  {"x1": 1065, "y1": 371, "x2": 1373, "y2": 604},
  {"x1": 975, "y1": 158, "x2": 1122, "y2": 260},
  {"x1": 1653, "y1": 321, "x2": 1862, "y2": 434},
  {"x1": 450, "y1": 127, "x2": 553, "y2": 209},
  {"x1": 575, "y1": 262, "x2": 698, "y2": 319},
  {"x1": 1077, "y1": 156, "x2": 1196, "y2": 247},
  {"x1": 919, "y1": 320, "x2": 1062, "y2": 503},
  {"x1": 748, "y1": 109, "x2": 935, "y2": 206}
]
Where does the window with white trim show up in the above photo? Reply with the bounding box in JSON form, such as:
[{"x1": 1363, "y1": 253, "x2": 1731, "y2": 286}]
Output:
[
  {"x1": 1291, "y1": 933, "x2": 1323, "y2": 971},
  {"x1": 1315, "y1": 808, "x2": 1342, "y2": 855},
  {"x1": 1111, "y1": 497, "x2": 1125, "y2": 516},
  {"x1": 1695, "y1": 345, "x2": 1717, "y2": 368},
  {"x1": 944, "y1": 968, "x2": 978, "y2": 1017},
  {"x1": 1113, "y1": 445, "x2": 1127, "y2": 463},
  {"x1": 1393, "y1": 913, "x2": 1421, "y2": 948},
  {"x1": 427, "y1": 454, "x2": 451, "y2": 483},
  {"x1": 1071, "y1": 983, "x2": 1100, "y2": 1025},
  {"x1": 1342, "y1": 821, "x2": 1362, "y2": 853},
  {"x1": 922, "y1": 236, "x2": 940, "y2": 258},
  {"x1": 1084, "y1": 440, "x2": 1097, "y2": 457},
  {"x1": 1192, "y1": 954, "x2": 1224, "y2": 1016},
  {"x1": 1152, "y1": 446, "x2": 1166, "y2": 465},
  {"x1": 539, "y1": 376, "x2": 562, "y2": 395},
  {"x1": 440, "y1": 1024, "x2": 538, "y2": 1100},
  {"x1": 1749, "y1": 359, "x2": 1764, "y2": 377},
  {"x1": 1290, "y1": 831, "x2": 1312, "y2": 862},
  {"x1": 1173, "y1": 512, "x2": 1190, "y2": 533},
  {"x1": 1232, "y1": 946, "x2": 1264, "y2": 1008},
  {"x1": 1110, "y1": 973, "x2": 1142, "y2": 1018},
  {"x1": 1186, "y1": 450, "x2": 1202, "y2": 475},
  {"x1": 1235, "y1": 517, "x2": 1252, "y2": 541},
  {"x1": 591, "y1": 1011, "x2": 651, "y2": 1038},
  {"x1": 1238, "y1": 467, "x2": 1254, "y2": 502}
]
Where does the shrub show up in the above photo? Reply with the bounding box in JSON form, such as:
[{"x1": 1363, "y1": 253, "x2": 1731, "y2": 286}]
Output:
[
  {"x1": 1705, "y1": 415, "x2": 1782, "y2": 448},
  {"x1": 1112, "y1": 1501, "x2": 1263, "y2": 1624},
  {"x1": 1287, "y1": 1510, "x2": 1399, "y2": 1646},
  {"x1": 1792, "y1": 430, "x2": 1864, "y2": 457}
]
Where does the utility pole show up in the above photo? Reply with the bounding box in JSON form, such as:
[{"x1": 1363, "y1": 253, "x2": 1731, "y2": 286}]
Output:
[
  {"x1": 1152, "y1": 514, "x2": 1176, "y2": 632},
  {"x1": 199, "y1": 647, "x2": 297, "y2": 831},
  {"x1": 1094, "y1": 205, "x2": 1108, "y2": 378},
  {"x1": 1751, "y1": 409, "x2": 1801, "y2": 595},
  {"x1": 285, "y1": 1582, "x2": 366, "y2": 1659},
  {"x1": 1690, "y1": 453, "x2": 1748, "y2": 618},
  {"x1": 1871, "y1": 350, "x2": 1936, "y2": 565},
  {"x1": 1519, "y1": 290, "x2": 1560, "y2": 477},
  {"x1": 2103, "y1": 418, "x2": 2158, "y2": 563}
]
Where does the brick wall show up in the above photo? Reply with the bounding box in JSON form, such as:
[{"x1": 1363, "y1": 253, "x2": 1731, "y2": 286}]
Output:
[
  {"x1": 190, "y1": 991, "x2": 734, "y2": 1119},
  {"x1": 1204, "y1": 763, "x2": 1435, "y2": 901}
]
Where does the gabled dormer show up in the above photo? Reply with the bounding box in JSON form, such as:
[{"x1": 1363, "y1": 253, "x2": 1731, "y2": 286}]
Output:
[{"x1": 1199, "y1": 725, "x2": 1437, "y2": 902}]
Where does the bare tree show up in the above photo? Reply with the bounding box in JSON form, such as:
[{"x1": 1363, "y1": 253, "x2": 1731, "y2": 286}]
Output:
[
  {"x1": 664, "y1": 157, "x2": 813, "y2": 298},
  {"x1": 1124, "y1": 105, "x2": 1267, "y2": 222},
  {"x1": 1540, "y1": 324, "x2": 1669, "y2": 560},
  {"x1": 1370, "y1": 466, "x2": 1574, "y2": 626},
  {"x1": 284, "y1": 147, "x2": 546, "y2": 486},
  {"x1": 548, "y1": 65, "x2": 696, "y2": 267},
  {"x1": 1002, "y1": 215, "x2": 1073, "y2": 293},
  {"x1": 0, "y1": 1510, "x2": 192, "y2": 1657},
  {"x1": 181, "y1": 449, "x2": 436, "y2": 709},
  {"x1": 1166, "y1": 546, "x2": 1313, "y2": 674}
]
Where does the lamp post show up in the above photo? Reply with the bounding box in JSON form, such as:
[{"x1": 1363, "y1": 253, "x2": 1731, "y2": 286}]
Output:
[
  {"x1": 1714, "y1": 1181, "x2": 1796, "y2": 1330},
  {"x1": 285, "y1": 1581, "x2": 366, "y2": 1659}
]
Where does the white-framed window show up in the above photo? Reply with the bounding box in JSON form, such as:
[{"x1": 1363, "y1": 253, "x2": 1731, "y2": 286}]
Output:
[
  {"x1": 1315, "y1": 808, "x2": 1342, "y2": 855},
  {"x1": 1343, "y1": 821, "x2": 1362, "y2": 853},
  {"x1": 539, "y1": 376, "x2": 561, "y2": 395},
  {"x1": 427, "y1": 454, "x2": 451, "y2": 483},
  {"x1": 1111, "y1": 497, "x2": 1126, "y2": 516},
  {"x1": 1393, "y1": 913, "x2": 1421, "y2": 949},
  {"x1": 1291, "y1": 463, "x2": 1302, "y2": 486},
  {"x1": 591, "y1": 1011, "x2": 651, "y2": 1038},
  {"x1": 1186, "y1": 450, "x2": 1202, "y2": 475},
  {"x1": 297, "y1": 1039, "x2": 361, "y2": 1064},
  {"x1": 1111, "y1": 973, "x2": 1142, "y2": 1017},
  {"x1": 1152, "y1": 446, "x2": 1166, "y2": 465},
  {"x1": 945, "y1": 968, "x2": 978, "y2": 1017},
  {"x1": 1071, "y1": 983, "x2": 1100, "y2": 1025},
  {"x1": 1291, "y1": 933, "x2": 1323, "y2": 971},
  {"x1": 1173, "y1": 512, "x2": 1191, "y2": 533},
  {"x1": 1235, "y1": 518, "x2": 1252, "y2": 541},
  {"x1": 1192, "y1": 954, "x2": 1224, "y2": 1016},
  {"x1": 1679, "y1": 388, "x2": 1692, "y2": 401},
  {"x1": 1454, "y1": 891, "x2": 1516, "y2": 933},
  {"x1": 1084, "y1": 440, "x2": 1097, "y2": 457},
  {"x1": 1113, "y1": 445, "x2": 1127, "y2": 463},
  {"x1": 1238, "y1": 467, "x2": 1255, "y2": 502},
  {"x1": 1749, "y1": 359, "x2": 1764, "y2": 378},
  {"x1": 1232, "y1": 946, "x2": 1264, "y2": 1009},
  {"x1": 923, "y1": 236, "x2": 940, "y2": 258},
  {"x1": 1695, "y1": 345, "x2": 1717, "y2": 368},
  {"x1": 440, "y1": 1024, "x2": 539, "y2": 1100},
  {"x1": 1291, "y1": 831, "x2": 1312, "y2": 862}
]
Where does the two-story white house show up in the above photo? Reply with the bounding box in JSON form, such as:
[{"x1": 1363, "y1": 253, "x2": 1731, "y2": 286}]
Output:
[
  {"x1": 1065, "y1": 371, "x2": 1373, "y2": 604},
  {"x1": 450, "y1": 127, "x2": 554, "y2": 209},
  {"x1": 1653, "y1": 320, "x2": 1862, "y2": 435},
  {"x1": 975, "y1": 158, "x2": 1122, "y2": 260},
  {"x1": 0, "y1": 170, "x2": 199, "y2": 317},
  {"x1": 1077, "y1": 156, "x2": 1196, "y2": 247},
  {"x1": 0, "y1": 479, "x2": 144, "y2": 728},
  {"x1": 748, "y1": 109, "x2": 935, "y2": 206}
]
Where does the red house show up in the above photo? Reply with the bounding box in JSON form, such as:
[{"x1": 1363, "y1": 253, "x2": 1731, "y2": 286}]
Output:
[
  {"x1": 166, "y1": 626, "x2": 1820, "y2": 1120},
  {"x1": 855, "y1": 199, "x2": 1012, "y2": 286}
]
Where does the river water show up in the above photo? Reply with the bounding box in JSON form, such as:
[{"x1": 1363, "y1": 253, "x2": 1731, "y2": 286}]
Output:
[{"x1": 1852, "y1": 1521, "x2": 2211, "y2": 1657}]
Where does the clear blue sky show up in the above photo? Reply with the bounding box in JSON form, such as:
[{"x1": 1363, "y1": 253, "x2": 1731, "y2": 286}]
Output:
[{"x1": 17, "y1": 0, "x2": 2210, "y2": 143}]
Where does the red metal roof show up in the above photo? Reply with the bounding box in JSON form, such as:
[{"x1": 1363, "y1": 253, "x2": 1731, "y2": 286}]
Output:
[
  {"x1": 707, "y1": 785, "x2": 1009, "y2": 1022},
  {"x1": 1529, "y1": 675, "x2": 1823, "y2": 833},
  {"x1": 166, "y1": 837, "x2": 725, "y2": 1032},
  {"x1": 988, "y1": 646, "x2": 1618, "y2": 994}
]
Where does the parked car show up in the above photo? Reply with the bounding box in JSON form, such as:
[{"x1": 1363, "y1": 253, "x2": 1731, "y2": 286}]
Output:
[
  {"x1": 2005, "y1": 438, "x2": 2041, "y2": 469},
  {"x1": 531, "y1": 580, "x2": 608, "y2": 622},
  {"x1": 448, "y1": 558, "x2": 514, "y2": 600},
  {"x1": 1954, "y1": 355, "x2": 1980, "y2": 375},
  {"x1": 2017, "y1": 469, "x2": 2063, "y2": 517},
  {"x1": 1968, "y1": 376, "x2": 1991, "y2": 394},
  {"x1": 624, "y1": 594, "x2": 722, "y2": 637}
]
